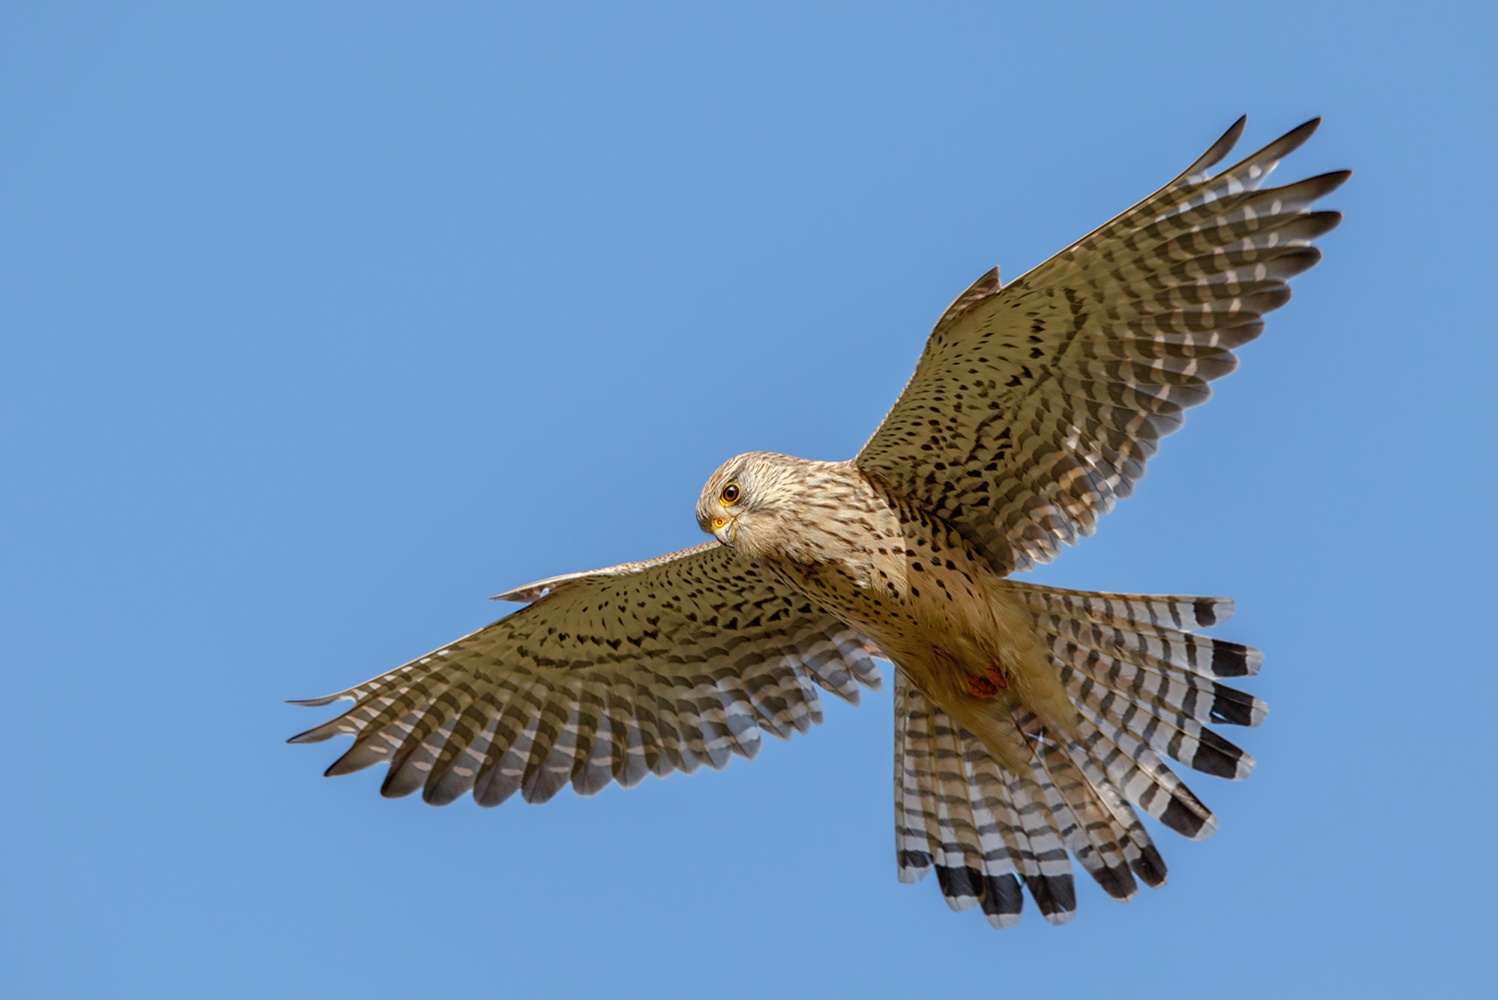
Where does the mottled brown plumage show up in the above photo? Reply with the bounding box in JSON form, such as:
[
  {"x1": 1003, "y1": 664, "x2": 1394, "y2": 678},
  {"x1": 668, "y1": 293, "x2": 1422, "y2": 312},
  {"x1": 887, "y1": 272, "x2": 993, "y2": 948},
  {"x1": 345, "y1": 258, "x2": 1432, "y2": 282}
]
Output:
[{"x1": 292, "y1": 117, "x2": 1345, "y2": 928}]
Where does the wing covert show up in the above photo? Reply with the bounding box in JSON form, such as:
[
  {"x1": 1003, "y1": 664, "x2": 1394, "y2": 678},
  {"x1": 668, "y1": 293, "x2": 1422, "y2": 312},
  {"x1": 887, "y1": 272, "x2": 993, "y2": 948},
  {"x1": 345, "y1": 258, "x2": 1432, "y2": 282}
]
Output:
[
  {"x1": 855, "y1": 118, "x2": 1347, "y2": 574},
  {"x1": 289, "y1": 543, "x2": 881, "y2": 805}
]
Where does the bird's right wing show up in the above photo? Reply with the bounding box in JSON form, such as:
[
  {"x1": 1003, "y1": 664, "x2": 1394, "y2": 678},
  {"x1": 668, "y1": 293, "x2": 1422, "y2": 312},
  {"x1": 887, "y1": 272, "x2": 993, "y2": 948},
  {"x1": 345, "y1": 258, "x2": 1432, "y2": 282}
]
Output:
[
  {"x1": 289, "y1": 542, "x2": 881, "y2": 806},
  {"x1": 855, "y1": 118, "x2": 1347, "y2": 575}
]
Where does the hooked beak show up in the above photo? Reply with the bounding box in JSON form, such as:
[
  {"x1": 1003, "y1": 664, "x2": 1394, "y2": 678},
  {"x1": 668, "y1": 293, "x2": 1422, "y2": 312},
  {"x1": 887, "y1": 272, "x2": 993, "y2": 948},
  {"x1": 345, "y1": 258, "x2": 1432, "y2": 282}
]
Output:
[{"x1": 710, "y1": 514, "x2": 739, "y2": 544}]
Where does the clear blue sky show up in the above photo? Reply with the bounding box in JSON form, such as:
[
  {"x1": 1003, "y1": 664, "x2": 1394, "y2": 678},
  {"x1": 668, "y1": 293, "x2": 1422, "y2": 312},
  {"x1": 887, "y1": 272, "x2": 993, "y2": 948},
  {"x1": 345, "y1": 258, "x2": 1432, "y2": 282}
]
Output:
[{"x1": 5, "y1": 3, "x2": 1493, "y2": 997}]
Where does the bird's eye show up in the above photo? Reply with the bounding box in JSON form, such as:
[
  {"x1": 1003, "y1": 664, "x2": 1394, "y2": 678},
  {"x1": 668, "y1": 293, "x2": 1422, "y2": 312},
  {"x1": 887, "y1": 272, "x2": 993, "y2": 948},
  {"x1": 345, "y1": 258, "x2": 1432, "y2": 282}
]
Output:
[{"x1": 720, "y1": 482, "x2": 741, "y2": 506}]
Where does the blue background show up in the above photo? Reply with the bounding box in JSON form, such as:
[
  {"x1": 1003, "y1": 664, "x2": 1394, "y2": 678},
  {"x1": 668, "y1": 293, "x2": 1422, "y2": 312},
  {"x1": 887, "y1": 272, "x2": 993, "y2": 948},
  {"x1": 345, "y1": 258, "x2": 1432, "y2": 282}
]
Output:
[{"x1": 6, "y1": 3, "x2": 1494, "y2": 997}]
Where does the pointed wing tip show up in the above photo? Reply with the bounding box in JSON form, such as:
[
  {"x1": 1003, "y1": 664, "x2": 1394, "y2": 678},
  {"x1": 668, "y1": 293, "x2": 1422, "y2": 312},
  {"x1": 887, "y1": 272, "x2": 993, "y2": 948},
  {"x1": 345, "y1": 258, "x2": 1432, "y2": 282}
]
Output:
[
  {"x1": 1262, "y1": 116, "x2": 1326, "y2": 162},
  {"x1": 287, "y1": 696, "x2": 354, "y2": 743},
  {"x1": 1192, "y1": 114, "x2": 1330, "y2": 181},
  {"x1": 490, "y1": 587, "x2": 543, "y2": 603},
  {"x1": 329, "y1": 752, "x2": 378, "y2": 778},
  {"x1": 1321, "y1": 168, "x2": 1353, "y2": 190},
  {"x1": 1215, "y1": 114, "x2": 1248, "y2": 149},
  {"x1": 1287, "y1": 115, "x2": 1323, "y2": 141},
  {"x1": 1188, "y1": 115, "x2": 1248, "y2": 176},
  {"x1": 286, "y1": 693, "x2": 346, "y2": 708}
]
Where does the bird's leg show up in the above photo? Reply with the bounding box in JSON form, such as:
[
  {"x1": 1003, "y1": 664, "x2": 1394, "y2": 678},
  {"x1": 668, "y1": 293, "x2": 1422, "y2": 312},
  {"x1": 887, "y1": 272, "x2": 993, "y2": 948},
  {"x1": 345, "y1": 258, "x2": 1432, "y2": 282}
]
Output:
[{"x1": 965, "y1": 661, "x2": 1010, "y2": 700}]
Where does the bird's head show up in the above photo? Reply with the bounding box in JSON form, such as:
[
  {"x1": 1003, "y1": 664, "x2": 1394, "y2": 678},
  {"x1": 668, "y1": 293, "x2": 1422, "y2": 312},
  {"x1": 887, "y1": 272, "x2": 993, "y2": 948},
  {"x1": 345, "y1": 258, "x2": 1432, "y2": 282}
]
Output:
[{"x1": 696, "y1": 452, "x2": 800, "y2": 559}]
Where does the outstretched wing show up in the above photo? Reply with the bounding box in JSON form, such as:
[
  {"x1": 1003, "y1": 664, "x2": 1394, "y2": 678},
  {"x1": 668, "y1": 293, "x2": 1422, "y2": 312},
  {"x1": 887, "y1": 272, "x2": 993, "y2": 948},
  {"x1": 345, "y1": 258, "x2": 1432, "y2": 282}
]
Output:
[
  {"x1": 855, "y1": 118, "x2": 1348, "y2": 575},
  {"x1": 290, "y1": 542, "x2": 881, "y2": 805}
]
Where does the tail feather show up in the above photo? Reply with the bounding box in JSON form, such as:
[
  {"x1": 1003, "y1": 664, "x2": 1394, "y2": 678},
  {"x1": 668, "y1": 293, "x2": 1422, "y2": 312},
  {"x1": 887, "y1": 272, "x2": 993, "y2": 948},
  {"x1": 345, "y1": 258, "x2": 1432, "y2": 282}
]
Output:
[
  {"x1": 895, "y1": 677, "x2": 1059, "y2": 929},
  {"x1": 999, "y1": 764, "x2": 1077, "y2": 924},
  {"x1": 893, "y1": 679, "x2": 938, "y2": 884},
  {"x1": 928, "y1": 703, "x2": 990, "y2": 910},
  {"x1": 1014, "y1": 582, "x2": 1234, "y2": 632},
  {"x1": 1018, "y1": 584, "x2": 1261, "y2": 678},
  {"x1": 893, "y1": 582, "x2": 1258, "y2": 927},
  {"x1": 1034, "y1": 614, "x2": 1267, "y2": 726},
  {"x1": 896, "y1": 682, "x2": 982, "y2": 895},
  {"x1": 1053, "y1": 639, "x2": 1255, "y2": 781},
  {"x1": 955, "y1": 717, "x2": 1077, "y2": 925},
  {"x1": 954, "y1": 739, "x2": 1028, "y2": 929},
  {"x1": 1061, "y1": 730, "x2": 1169, "y2": 887},
  {"x1": 1013, "y1": 705, "x2": 1139, "y2": 901},
  {"x1": 1074, "y1": 712, "x2": 1217, "y2": 840},
  {"x1": 1018, "y1": 584, "x2": 1259, "y2": 781}
]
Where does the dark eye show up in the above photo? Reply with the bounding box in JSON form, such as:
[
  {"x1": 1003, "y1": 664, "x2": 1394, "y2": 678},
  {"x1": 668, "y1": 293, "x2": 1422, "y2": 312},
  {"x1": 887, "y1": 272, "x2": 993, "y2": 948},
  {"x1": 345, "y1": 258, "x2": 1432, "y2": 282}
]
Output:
[{"x1": 720, "y1": 482, "x2": 741, "y2": 506}]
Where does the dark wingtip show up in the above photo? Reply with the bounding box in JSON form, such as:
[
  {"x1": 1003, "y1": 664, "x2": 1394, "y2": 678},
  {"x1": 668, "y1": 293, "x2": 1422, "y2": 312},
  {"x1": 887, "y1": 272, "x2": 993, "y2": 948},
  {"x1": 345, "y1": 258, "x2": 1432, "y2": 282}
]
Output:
[
  {"x1": 1322, "y1": 211, "x2": 1345, "y2": 235},
  {"x1": 287, "y1": 725, "x2": 328, "y2": 745},
  {"x1": 421, "y1": 781, "x2": 463, "y2": 807},
  {"x1": 1266, "y1": 117, "x2": 1324, "y2": 160},
  {"x1": 1296, "y1": 169, "x2": 1352, "y2": 201},
  {"x1": 1185, "y1": 116, "x2": 1248, "y2": 177},
  {"x1": 286, "y1": 693, "x2": 343, "y2": 707},
  {"x1": 1220, "y1": 115, "x2": 1248, "y2": 149},
  {"x1": 379, "y1": 769, "x2": 411, "y2": 798},
  {"x1": 1226, "y1": 114, "x2": 1248, "y2": 140}
]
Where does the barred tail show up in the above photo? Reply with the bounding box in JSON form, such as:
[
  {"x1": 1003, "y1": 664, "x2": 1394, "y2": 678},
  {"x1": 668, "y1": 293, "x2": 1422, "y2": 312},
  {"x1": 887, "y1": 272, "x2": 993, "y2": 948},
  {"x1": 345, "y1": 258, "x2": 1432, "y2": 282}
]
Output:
[{"x1": 893, "y1": 583, "x2": 1263, "y2": 927}]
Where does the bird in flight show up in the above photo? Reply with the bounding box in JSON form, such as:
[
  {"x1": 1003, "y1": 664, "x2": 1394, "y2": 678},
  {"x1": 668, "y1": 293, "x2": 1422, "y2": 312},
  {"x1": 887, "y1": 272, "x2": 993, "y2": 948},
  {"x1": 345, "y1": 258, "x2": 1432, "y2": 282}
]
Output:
[{"x1": 292, "y1": 117, "x2": 1346, "y2": 928}]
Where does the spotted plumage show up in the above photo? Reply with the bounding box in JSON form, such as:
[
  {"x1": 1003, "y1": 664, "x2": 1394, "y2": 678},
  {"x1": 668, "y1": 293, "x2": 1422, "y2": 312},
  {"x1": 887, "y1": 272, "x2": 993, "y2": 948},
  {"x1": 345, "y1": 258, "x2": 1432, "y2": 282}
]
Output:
[{"x1": 292, "y1": 117, "x2": 1346, "y2": 928}]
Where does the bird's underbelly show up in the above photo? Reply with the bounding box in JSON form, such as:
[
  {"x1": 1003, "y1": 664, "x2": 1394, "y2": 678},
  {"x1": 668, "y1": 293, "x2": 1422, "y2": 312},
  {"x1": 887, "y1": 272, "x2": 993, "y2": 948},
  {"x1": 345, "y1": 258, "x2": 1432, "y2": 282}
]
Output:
[
  {"x1": 865, "y1": 581, "x2": 1042, "y2": 709},
  {"x1": 762, "y1": 545, "x2": 1078, "y2": 764}
]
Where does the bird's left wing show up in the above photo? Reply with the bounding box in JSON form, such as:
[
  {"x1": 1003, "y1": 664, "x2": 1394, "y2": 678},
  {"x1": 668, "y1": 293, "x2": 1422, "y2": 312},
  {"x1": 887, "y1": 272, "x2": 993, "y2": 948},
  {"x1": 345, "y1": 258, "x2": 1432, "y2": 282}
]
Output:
[
  {"x1": 290, "y1": 542, "x2": 881, "y2": 805},
  {"x1": 855, "y1": 117, "x2": 1347, "y2": 575}
]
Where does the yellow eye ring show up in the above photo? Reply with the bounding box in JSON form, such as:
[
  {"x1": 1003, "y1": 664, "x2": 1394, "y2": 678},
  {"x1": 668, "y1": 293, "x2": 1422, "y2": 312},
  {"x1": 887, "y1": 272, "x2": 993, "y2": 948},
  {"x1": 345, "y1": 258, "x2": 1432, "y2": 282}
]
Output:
[{"x1": 719, "y1": 482, "x2": 741, "y2": 506}]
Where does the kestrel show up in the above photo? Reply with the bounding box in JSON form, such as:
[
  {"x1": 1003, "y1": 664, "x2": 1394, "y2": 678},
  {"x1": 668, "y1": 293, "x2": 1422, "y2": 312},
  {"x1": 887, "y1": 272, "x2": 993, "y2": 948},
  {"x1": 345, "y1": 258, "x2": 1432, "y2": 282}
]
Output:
[{"x1": 292, "y1": 117, "x2": 1346, "y2": 928}]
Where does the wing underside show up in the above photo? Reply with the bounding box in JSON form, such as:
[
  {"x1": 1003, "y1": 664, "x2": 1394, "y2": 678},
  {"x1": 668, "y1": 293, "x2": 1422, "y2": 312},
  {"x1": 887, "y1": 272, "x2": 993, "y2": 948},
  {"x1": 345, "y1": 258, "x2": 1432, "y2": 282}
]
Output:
[
  {"x1": 290, "y1": 543, "x2": 881, "y2": 805},
  {"x1": 856, "y1": 118, "x2": 1347, "y2": 574}
]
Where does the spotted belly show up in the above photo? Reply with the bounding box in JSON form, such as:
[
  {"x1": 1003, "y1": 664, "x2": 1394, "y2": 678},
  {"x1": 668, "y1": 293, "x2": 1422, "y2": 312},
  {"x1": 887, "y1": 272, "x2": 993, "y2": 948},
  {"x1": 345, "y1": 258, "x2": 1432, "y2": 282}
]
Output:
[{"x1": 761, "y1": 527, "x2": 1076, "y2": 762}]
